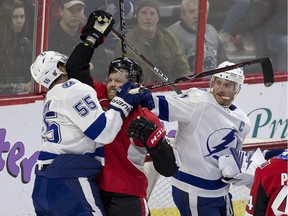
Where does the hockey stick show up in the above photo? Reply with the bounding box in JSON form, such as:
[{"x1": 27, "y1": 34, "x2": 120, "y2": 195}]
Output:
[
  {"x1": 111, "y1": 28, "x2": 182, "y2": 95},
  {"x1": 129, "y1": 57, "x2": 274, "y2": 94},
  {"x1": 119, "y1": 0, "x2": 127, "y2": 56}
]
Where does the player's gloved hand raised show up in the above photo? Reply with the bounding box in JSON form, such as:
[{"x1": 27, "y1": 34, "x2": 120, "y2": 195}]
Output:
[
  {"x1": 81, "y1": 10, "x2": 115, "y2": 48},
  {"x1": 109, "y1": 82, "x2": 141, "y2": 118},
  {"x1": 127, "y1": 116, "x2": 166, "y2": 148}
]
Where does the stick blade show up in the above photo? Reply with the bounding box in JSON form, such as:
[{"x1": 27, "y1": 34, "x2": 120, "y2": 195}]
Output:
[{"x1": 261, "y1": 57, "x2": 274, "y2": 87}]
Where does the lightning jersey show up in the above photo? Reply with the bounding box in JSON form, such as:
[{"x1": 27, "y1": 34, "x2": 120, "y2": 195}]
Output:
[
  {"x1": 37, "y1": 78, "x2": 123, "y2": 165},
  {"x1": 245, "y1": 151, "x2": 288, "y2": 216},
  {"x1": 152, "y1": 88, "x2": 251, "y2": 199}
]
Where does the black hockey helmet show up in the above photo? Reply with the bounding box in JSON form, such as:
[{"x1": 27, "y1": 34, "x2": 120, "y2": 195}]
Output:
[{"x1": 108, "y1": 57, "x2": 143, "y2": 84}]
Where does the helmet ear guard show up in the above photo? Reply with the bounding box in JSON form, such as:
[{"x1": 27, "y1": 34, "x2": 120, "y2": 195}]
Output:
[
  {"x1": 30, "y1": 51, "x2": 68, "y2": 88},
  {"x1": 108, "y1": 57, "x2": 143, "y2": 84}
]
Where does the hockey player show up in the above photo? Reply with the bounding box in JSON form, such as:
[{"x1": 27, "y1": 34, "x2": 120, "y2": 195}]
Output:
[
  {"x1": 30, "y1": 11, "x2": 147, "y2": 216},
  {"x1": 146, "y1": 61, "x2": 251, "y2": 216},
  {"x1": 65, "y1": 10, "x2": 180, "y2": 216},
  {"x1": 245, "y1": 149, "x2": 288, "y2": 216}
]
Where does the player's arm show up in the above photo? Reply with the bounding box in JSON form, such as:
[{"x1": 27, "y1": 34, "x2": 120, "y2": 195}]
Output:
[
  {"x1": 66, "y1": 82, "x2": 143, "y2": 144},
  {"x1": 151, "y1": 90, "x2": 199, "y2": 123},
  {"x1": 66, "y1": 10, "x2": 115, "y2": 86},
  {"x1": 66, "y1": 43, "x2": 94, "y2": 87},
  {"x1": 127, "y1": 116, "x2": 180, "y2": 177}
]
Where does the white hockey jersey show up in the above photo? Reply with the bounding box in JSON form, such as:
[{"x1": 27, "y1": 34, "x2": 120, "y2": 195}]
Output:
[
  {"x1": 37, "y1": 78, "x2": 122, "y2": 165},
  {"x1": 153, "y1": 88, "x2": 251, "y2": 199}
]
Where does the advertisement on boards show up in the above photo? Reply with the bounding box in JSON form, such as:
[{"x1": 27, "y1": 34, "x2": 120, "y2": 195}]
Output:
[{"x1": 0, "y1": 82, "x2": 287, "y2": 215}]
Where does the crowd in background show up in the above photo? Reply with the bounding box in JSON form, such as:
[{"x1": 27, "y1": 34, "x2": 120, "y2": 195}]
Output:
[{"x1": 0, "y1": 0, "x2": 286, "y2": 96}]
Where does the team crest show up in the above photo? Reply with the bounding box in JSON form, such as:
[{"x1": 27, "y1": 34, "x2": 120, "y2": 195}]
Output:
[{"x1": 205, "y1": 128, "x2": 239, "y2": 159}]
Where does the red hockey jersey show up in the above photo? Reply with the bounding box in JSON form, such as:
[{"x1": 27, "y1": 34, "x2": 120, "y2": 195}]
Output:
[
  {"x1": 245, "y1": 157, "x2": 288, "y2": 216},
  {"x1": 97, "y1": 105, "x2": 162, "y2": 198}
]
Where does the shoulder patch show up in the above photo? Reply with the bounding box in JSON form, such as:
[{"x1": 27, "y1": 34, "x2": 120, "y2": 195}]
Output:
[
  {"x1": 259, "y1": 160, "x2": 271, "y2": 169},
  {"x1": 62, "y1": 80, "x2": 76, "y2": 88}
]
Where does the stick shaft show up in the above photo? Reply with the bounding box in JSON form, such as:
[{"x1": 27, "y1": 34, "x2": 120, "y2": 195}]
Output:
[
  {"x1": 119, "y1": 0, "x2": 127, "y2": 56},
  {"x1": 132, "y1": 58, "x2": 274, "y2": 93},
  {"x1": 112, "y1": 28, "x2": 182, "y2": 94}
]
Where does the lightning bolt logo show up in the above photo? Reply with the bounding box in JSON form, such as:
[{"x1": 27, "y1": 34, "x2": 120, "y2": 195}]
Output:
[{"x1": 205, "y1": 128, "x2": 238, "y2": 158}]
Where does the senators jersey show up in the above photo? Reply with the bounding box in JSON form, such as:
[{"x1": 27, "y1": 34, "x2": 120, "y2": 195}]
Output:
[
  {"x1": 91, "y1": 80, "x2": 163, "y2": 198},
  {"x1": 97, "y1": 106, "x2": 163, "y2": 198},
  {"x1": 245, "y1": 152, "x2": 288, "y2": 216},
  {"x1": 66, "y1": 42, "x2": 177, "y2": 198}
]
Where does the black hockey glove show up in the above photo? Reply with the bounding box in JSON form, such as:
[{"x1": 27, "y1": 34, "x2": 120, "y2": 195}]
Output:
[
  {"x1": 109, "y1": 82, "x2": 141, "y2": 118},
  {"x1": 127, "y1": 116, "x2": 166, "y2": 148},
  {"x1": 81, "y1": 10, "x2": 115, "y2": 48},
  {"x1": 127, "y1": 116, "x2": 179, "y2": 177}
]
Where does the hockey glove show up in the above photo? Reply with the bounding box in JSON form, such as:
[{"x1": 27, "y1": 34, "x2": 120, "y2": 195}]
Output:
[
  {"x1": 218, "y1": 153, "x2": 242, "y2": 179},
  {"x1": 219, "y1": 148, "x2": 266, "y2": 186},
  {"x1": 81, "y1": 10, "x2": 115, "y2": 48},
  {"x1": 109, "y1": 82, "x2": 141, "y2": 118},
  {"x1": 127, "y1": 116, "x2": 166, "y2": 148},
  {"x1": 127, "y1": 116, "x2": 180, "y2": 177},
  {"x1": 139, "y1": 90, "x2": 155, "y2": 110}
]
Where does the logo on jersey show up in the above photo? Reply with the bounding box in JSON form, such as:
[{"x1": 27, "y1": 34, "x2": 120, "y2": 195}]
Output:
[
  {"x1": 62, "y1": 80, "x2": 76, "y2": 88},
  {"x1": 205, "y1": 128, "x2": 239, "y2": 159},
  {"x1": 147, "y1": 128, "x2": 166, "y2": 147}
]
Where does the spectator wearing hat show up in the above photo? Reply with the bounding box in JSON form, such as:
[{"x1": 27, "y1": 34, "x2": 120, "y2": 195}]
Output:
[
  {"x1": 48, "y1": 0, "x2": 110, "y2": 81},
  {"x1": 114, "y1": 0, "x2": 191, "y2": 83},
  {"x1": 168, "y1": 0, "x2": 228, "y2": 72}
]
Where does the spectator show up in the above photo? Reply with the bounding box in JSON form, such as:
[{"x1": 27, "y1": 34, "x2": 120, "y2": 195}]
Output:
[
  {"x1": 0, "y1": 0, "x2": 33, "y2": 95},
  {"x1": 114, "y1": 0, "x2": 191, "y2": 83},
  {"x1": 219, "y1": 0, "x2": 256, "y2": 53},
  {"x1": 20, "y1": 0, "x2": 35, "y2": 39},
  {"x1": 245, "y1": 149, "x2": 288, "y2": 216},
  {"x1": 145, "y1": 61, "x2": 251, "y2": 215},
  {"x1": 66, "y1": 10, "x2": 180, "y2": 215},
  {"x1": 264, "y1": 0, "x2": 287, "y2": 72},
  {"x1": 169, "y1": 0, "x2": 228, "y2": 72},
  {"x1": 48, "y1": 0, "x2": 109, "y2": 81}
]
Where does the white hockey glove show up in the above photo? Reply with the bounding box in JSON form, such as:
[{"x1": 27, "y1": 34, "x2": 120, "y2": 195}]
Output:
[
  {"x1": 219, "y1": 148, "x2": 266, "y2": 187},
  {"x1": 218, "y1": 149, "x2": 246, "y2": 179},
  {"x1": 81, "y1": 10, "x2": 115, "y2": 48}
]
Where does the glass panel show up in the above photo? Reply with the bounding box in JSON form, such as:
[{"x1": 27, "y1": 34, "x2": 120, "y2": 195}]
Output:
[
  {"x1": 48, "y1": 0, "x2": 110, "y2": 82},
  {"x1": 0, "y1": 0, "x2": 36, "y2": 96},
  {"x1": 208, "y1": 0, "x2": 287, "y2": 73},
  {"x1": 46, "y1": 0, "x2": 286, "y2": 84}
]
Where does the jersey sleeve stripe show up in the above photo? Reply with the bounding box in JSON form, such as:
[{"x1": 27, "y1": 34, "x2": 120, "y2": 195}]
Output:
[
  {"x1": 84, "y1": 112, "x2": 107, "y2": 140},
  {"x1": 157, "y1": 95, "x2": 169, "y2": 121}
]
